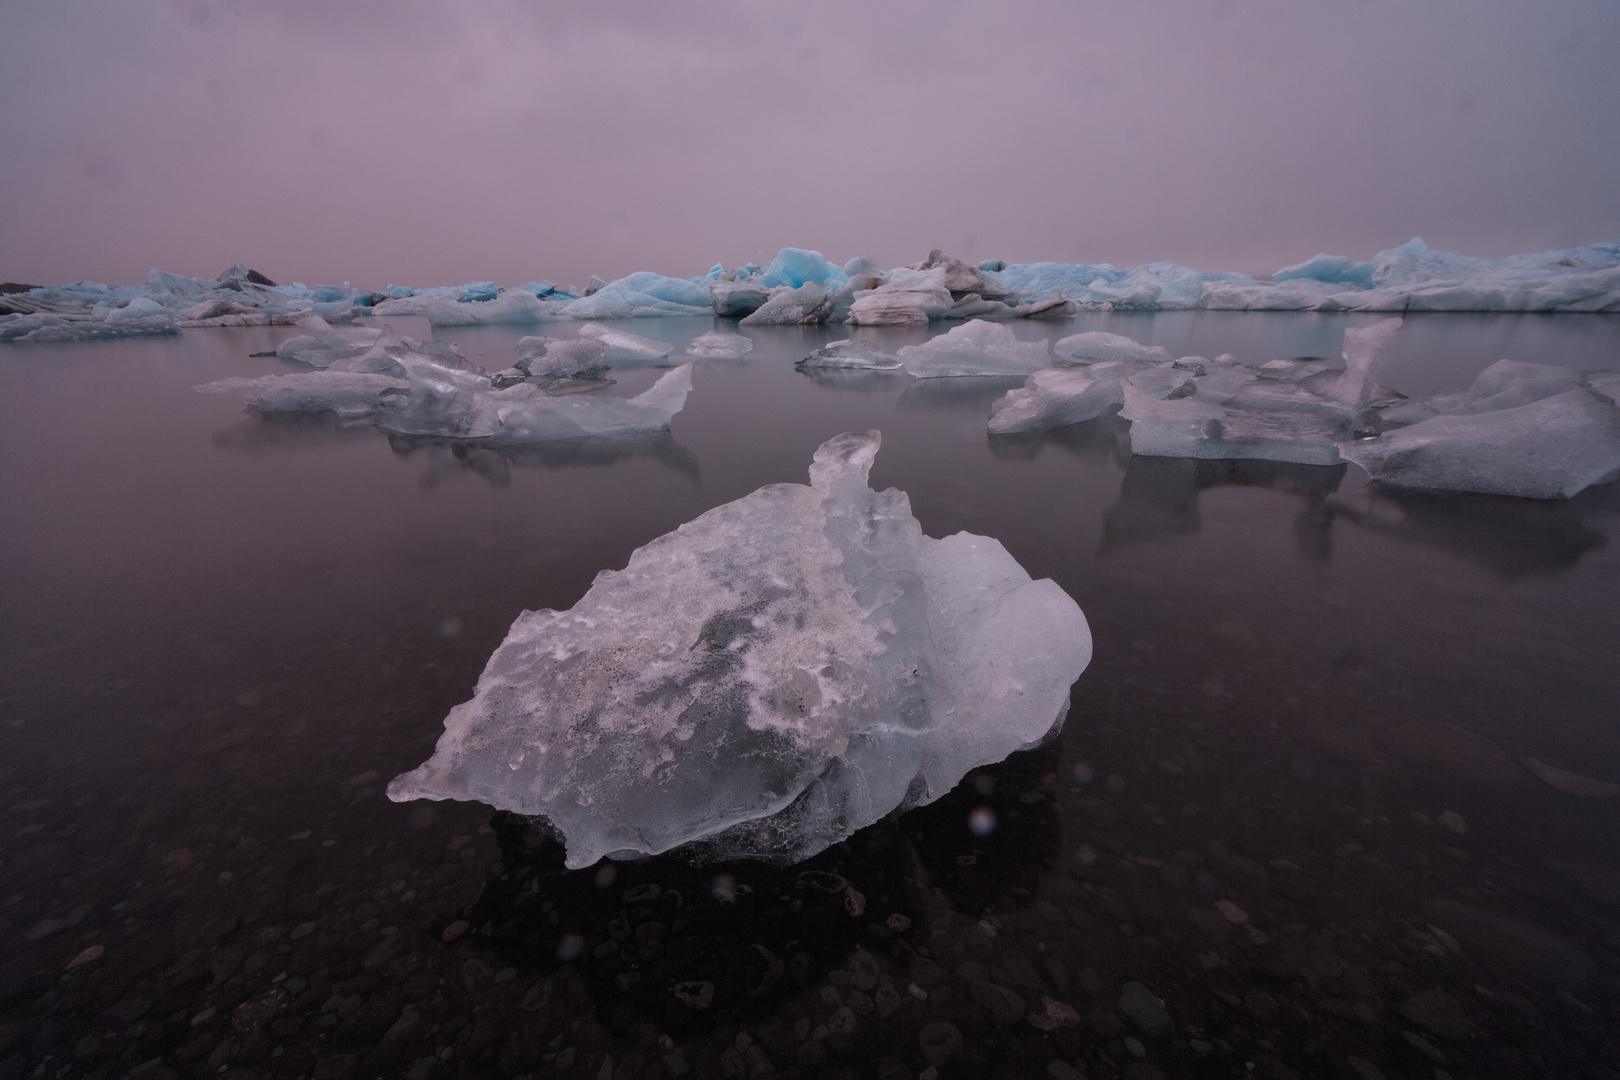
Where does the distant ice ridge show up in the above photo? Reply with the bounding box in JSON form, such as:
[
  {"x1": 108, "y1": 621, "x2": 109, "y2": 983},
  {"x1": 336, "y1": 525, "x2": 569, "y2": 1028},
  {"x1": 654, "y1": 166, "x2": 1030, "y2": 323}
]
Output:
[
  {"x1": 197, "y1": 327, "x2": 693, "y2": 444},
  {"x1": 387, "y1": 431, "x2": 1091, "y2": 867},
  {"x1": 1198, "y1": 239, "x2": 1620, "y2": 313},
  {"x1": 8, "y1": 239, "x2": 1618, "y2": 344}
]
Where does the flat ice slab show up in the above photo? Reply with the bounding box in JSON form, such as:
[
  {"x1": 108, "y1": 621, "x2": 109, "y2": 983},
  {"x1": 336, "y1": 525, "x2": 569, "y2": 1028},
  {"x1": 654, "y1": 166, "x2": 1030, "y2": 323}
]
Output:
[
  {"x1": 388, "y1": 431, "x2": 1091, "y2": 867},
  {"x1": 685, "y1": 329, "x2": 754, "y2": 359},
  {"x1": 1341, "y1": 388, "x2": 1620, "y2": 499}
]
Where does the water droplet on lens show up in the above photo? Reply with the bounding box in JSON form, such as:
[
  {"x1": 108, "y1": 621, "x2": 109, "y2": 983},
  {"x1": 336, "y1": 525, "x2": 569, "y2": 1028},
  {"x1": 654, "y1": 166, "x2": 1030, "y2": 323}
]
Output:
[
  {"x1": 968, "y1": 806, "x2": 996, "y2": 837},
  {"x1": 594, "y1": 863, "x2": 617, "y2": 889}
]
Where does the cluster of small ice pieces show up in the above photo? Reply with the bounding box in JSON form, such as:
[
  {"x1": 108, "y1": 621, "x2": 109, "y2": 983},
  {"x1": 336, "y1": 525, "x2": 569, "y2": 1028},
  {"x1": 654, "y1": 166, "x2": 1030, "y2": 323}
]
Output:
[
  {"x1": 975, "y1": 318, "x2": 1620, "y2": 500},
  {"x1": 388, "y1": 431, "x2": 1092, "y2": 868},
  {"x1": 196, "y1": 319, "x2": 694, "y2": 445},
  {"x1": 8, "y1": 237, "x2": 1617, "y2": 343}
]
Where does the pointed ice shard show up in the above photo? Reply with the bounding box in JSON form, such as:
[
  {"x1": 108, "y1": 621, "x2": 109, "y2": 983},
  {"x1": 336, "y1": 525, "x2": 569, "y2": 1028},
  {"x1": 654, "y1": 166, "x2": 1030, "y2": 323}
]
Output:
[{"x1": 387, "y1": 431, "x2": 1091, "y2": 867}]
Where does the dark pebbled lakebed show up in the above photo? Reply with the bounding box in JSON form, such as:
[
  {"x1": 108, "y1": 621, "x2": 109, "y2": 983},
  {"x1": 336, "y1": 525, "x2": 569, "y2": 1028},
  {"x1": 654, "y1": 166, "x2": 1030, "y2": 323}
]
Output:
[{"x1": 2, "y1": 311, "x2": 1619, "y2": 1080}]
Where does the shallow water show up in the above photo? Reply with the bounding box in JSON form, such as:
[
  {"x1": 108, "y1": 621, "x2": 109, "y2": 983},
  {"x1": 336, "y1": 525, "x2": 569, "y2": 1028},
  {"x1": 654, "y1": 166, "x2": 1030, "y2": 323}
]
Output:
[{"x1": 1, "y1": 311, "x2": 1618, "y2": 1080}]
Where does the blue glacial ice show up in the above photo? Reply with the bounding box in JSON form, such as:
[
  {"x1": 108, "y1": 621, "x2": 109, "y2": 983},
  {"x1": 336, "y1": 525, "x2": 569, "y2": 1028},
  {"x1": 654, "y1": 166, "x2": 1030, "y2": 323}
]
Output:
[
  {"x1": 1200, "y1": 239, "x2": 1620, "y2": 313},
  {"x1": 558, "y1": 272, "x2": 713, "y2": 319},
  {"x1": 386, "y1": 430, "x2": 1091, "y2": 866},
  {"x1": 758, "y1": 247, "x2": 849, "y2": 290}
]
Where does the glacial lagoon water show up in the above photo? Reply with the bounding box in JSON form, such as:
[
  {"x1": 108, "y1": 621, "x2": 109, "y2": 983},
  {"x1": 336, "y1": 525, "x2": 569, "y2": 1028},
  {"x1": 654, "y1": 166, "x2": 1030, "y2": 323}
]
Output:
[{"x1": 1, "y1": 311, "x2": 1618, "y2": 1080}]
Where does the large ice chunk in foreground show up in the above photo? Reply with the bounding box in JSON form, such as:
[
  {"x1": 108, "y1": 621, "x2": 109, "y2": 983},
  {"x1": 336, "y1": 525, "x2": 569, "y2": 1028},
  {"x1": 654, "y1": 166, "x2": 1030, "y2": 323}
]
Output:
[
  {"x1": 387, "y1": 431, "x2": 1091, "y2": 867},
  {"x1": 1341, "y1": 390, "x2": 1620, "y2": 499},
  {"x1": 275, "y1": 316, "x2": 383, "y2": 368},
  {"x1": 896, "y1": 319, "x2": 1051, "y2": 378}
]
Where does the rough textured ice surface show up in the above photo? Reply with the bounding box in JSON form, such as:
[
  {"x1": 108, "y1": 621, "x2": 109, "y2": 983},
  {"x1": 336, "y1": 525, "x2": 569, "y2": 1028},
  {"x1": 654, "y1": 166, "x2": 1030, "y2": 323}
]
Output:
[
  {"x1": 709, "y1": 281, "x2": 771, "y2": 317},
  {"x1": 740, "y1": 283, "x2": 833, "y2": 326},
  {"x1": 387, "y1": 431, "x2": 1091, "y2": 867},
  {"x1": 196, "y1": 372, "x2": 409, "y2": 417},
  {"x1": 1118, "y1": 319, "x2": 1403, "y2": 465},
  {"x1": 514, "y1": 336, "x2": 609, "y2": 378},
  {"x1": 577, "y1": 323, "x2": 674, "y2": 360},
  {"x1": 896, "y1": 319, "x2": 1052, "y2": 378},
  {"x1": 988, "y1": 361, "x2": 1143, "y2": 435},
  {"x1": 1341, "y1": 389, "x2": 1620, "y2": 499},
  {"x1": 685, "y1": 330, "x2": 754, "y2": 359},
  {"x1": 1054, "y1": 331, "x2": 1173, "y2": 365},
  {"x1": 847, "y1": 268, "x2": 954, "y2": 326},
  {"x1": 796, "y1": 341, "x2": 903, "y2": 371}
]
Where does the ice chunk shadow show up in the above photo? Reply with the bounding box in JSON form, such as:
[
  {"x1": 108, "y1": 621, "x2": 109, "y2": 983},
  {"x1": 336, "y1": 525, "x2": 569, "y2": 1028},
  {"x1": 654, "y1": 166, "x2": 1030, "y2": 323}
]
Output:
[
  {"x1": 1325, "y1": 481, "x2": 1615, "y2": 579},
  {"x1": 450, "y1": 741, "x2": 1064, "y2": 1036},
  {"x1": 1102, "y1": 455, "x2": 1347, "y2": 561},
  {"x1": 987, "y1": 409, "x2": 1132, "y2": 467}
]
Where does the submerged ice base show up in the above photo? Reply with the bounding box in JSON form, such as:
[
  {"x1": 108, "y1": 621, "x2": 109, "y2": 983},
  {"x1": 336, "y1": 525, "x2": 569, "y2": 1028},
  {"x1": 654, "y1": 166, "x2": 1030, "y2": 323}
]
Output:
[{"x1": 388, "y1": 431, "x2": 1091, "y2": 868}]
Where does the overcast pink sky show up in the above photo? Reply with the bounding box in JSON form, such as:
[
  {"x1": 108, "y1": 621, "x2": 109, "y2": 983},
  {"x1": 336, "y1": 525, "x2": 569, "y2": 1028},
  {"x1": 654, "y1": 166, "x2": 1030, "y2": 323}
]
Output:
[{"x1": 3, "y1": 0, "x2": 1617, "y2": 290}]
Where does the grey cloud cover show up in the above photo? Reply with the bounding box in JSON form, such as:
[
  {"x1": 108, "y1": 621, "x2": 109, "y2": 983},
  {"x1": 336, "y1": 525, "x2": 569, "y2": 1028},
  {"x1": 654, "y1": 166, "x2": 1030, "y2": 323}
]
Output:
[{"x1": 2, "y1": 0, "x2": 1617, "y2": 288}]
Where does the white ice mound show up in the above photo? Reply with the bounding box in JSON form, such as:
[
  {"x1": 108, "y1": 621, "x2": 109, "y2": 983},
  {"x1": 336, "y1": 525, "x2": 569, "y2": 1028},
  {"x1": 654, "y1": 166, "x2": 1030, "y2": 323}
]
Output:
[
  {"x1": 1054, "y1": 331, "x2": 1173, "y2": 365},
  {"x1": 988, "y1": 361, "x2": 1142, "y2": 435},
  {"x1": 896, "y1": 319, "x2": 1051, "y2": 378},
  {"x1": 796, "y1": 341, "x2": 903, "y2": 371},
  {"x1": 685, "y1": 329, "x2": 754, "y2": 359},
  {"x1": 578, "y1": 322, "x2": 674, "y2": 360},
  {"x1": 387, "y1": 431, "x2": 1092, "y2": 867},
  {"x1": 1341, "y1": 389, "x2": 1620, "y2": 499}
]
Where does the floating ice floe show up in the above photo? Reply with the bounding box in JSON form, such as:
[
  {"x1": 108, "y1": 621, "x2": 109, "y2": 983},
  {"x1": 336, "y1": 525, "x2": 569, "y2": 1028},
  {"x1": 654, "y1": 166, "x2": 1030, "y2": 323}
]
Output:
[
  {"x1": 1054, "y1": 331, "x2": 1174, "y2": 365},
  {"x1": 387, "y1": 430, "x2": 1091, "y2": 866},
  {"x1": 685, "y1": 329, "x2": 754, "y2": 359},
  {"x1": 896, "y1": 319, "x2": 1052, "y2": 378},
  {"x1": 988, "y1": 361, "x2": 1148, "y2": 435},
  {"x1": 741, "y1": 283, "x2": 834, "y2": 326},
  {"x1": 199, "y1": 332, "x2": 694, "y2": 445},
  {"x1": 196, "y1": 372, "x2": 409, "y2": 418},
  {"x1": 274, "y1": 316, "x2": 384, "y2": 368},
  {"x1": 1340, "y1": 386, "x2": 1620, "y2": 499},
  {"x1": 1120, "y1": 319, "x2": 1403, "y2": 466},
  {"x1": 795, "y1": 341, "x2": 904, "y2": 371},
  {"x1": 578, "y1": 322, "x2": 674, "y2": 360},
  {"x1": 0, "y1": 303, "x2": 180, "y2": 343}
]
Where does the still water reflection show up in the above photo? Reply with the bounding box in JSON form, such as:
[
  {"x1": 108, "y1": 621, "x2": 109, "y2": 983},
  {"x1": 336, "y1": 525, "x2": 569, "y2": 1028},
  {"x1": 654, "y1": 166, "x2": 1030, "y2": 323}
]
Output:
[{"x1": 0, "y1": 311, "x2": 1617, "y2": 1080}]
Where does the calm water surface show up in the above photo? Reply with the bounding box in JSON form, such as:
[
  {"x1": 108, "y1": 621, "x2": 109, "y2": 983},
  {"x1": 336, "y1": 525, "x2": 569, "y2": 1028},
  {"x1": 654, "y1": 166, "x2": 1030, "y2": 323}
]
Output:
[{"x1": 1, "y1": 312, "x2": 1618, "y2": 1080}]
